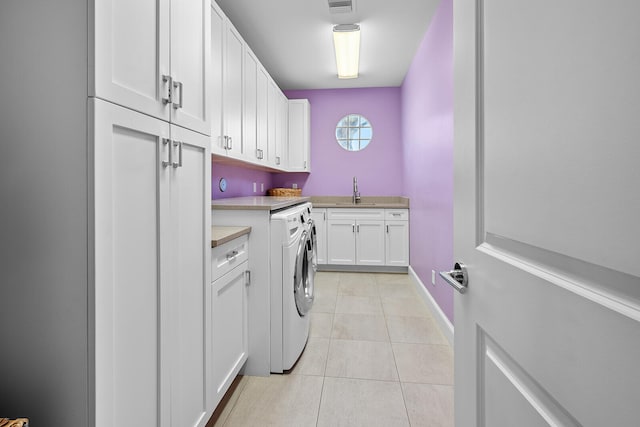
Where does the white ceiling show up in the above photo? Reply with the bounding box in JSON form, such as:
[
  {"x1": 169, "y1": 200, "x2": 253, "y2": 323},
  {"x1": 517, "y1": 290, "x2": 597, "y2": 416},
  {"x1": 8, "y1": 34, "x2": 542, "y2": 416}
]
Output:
[{"x1": 215, "y1": 0, "x2": 441, "y2": 90}]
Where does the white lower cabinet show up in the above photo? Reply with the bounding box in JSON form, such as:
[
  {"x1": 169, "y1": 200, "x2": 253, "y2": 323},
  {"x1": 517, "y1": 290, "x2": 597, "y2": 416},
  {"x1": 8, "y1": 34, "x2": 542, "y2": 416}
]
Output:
[
  {"x1": 93, "y1": 98, "x2": 211, "y2": 427},
  {"x1": 326, "y1": 208, "x2": 409, "y2": 268},
  {"x1": 211, "y1": 234, "x2": 249, "y2": 409},
  {"x1": 327, "y1": 209, "x2": 385, "y2": 266}
]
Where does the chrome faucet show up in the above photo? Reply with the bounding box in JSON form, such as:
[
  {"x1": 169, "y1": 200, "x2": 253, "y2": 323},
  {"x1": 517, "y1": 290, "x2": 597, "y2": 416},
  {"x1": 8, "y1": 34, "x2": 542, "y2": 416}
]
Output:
[{"x1": 352, "y1": 176, "x2": 361, "y2": 204}]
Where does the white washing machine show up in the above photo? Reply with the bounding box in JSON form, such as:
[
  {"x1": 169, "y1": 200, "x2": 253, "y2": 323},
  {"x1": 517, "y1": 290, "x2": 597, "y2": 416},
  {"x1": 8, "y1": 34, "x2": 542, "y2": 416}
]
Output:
[{"x1": 270, "y1": 202, "x2": 316, "y2": 373}]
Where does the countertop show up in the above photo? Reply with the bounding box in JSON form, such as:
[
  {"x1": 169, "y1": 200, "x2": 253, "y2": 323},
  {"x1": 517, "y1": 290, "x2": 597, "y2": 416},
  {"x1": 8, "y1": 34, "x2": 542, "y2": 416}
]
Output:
[
  {"x1": 310, "y1": 196, "x2": 409, "y2": 209},
  {"x1": 211, "y1": 196, "x2": 311, "y2": 211},
  {"x1": 211, "y1": 226, "x2": 252, "y2": 248}
]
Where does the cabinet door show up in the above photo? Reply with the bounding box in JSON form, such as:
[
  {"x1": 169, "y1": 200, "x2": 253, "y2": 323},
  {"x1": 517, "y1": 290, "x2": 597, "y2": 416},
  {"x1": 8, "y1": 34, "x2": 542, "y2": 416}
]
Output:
[
  {"x1": 257, "y1": 67, "x2": 269, "y2": 164},
  {"x1": 92, "y1": 0, "x2": 171, "y2": 122},
  {"x1": 327, "y1": 220, "x2": 356, "y2": 264},
  {"x1": 169, "y1": 125, "x2": 211, "y2": 427},
  {"x1": 223, "y1": 23, "x2": 244, "y2": 157},
  {"x1": 243, "y1": 49, "x2": 258, "y2": 162},
  {"x1": 210, "y1": 2, "x2": 225, "y2": 155},
  {"x1": 385, "y1": 220, "x2": 409, "y2": 266},
  {"x1": 356, "y1": 220, "x2": 385, "y2": 266},
  {"x1": 92, "y1": 99, "x2": 171, "y2": 427},
  {"x1": 211, "y1": 263, "x2": 249, "y2": 408},
  {"x1": 277, "y1": 92, "x2": 289, "y2": 169},
  {"x1": 267, "y1": 80, "x2": 278, "y2": 167},
  {"x1": 311, "y1": 209, "x2": 327, "y2": 264},
  {"x1": 170, "y1": 0, "x2": 211, "y2": 135},
  {"x1": 287, "y1": 99, "x2": 310, "y2": 172}
]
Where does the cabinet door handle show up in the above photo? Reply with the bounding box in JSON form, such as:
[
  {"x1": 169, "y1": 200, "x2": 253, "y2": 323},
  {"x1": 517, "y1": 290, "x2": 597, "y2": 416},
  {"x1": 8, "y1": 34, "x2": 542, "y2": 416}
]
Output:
[
  {"x1": 386, "y1": 225, "x2": 389, "y2": 233},
  {"x1": 172, "y1": 81, "x2": 183, "y2": 109},
  {"x1": 223, "y1": 135, "x2": 229, "y2": 149},
  {"x1": 228, "y1": 136, "x2": 233, "y2": 150},
  {"x1": 162, "y1": 75, "x2": 172, "y2": 105},
  {"x1": 357, "y1": 224, "x2": 360, "y2": 233},
  {"x1": 226, "y1": 250, "x2": 239, "y2": 260},
  {"x1": 162, "y1": 138, "x2": 172, "y2": 167},
  {"x1": 276, "y1": 156, "x2": 280, "y2": 165},
  {"x1": 246, "y1": 270, "x2": 251, "y2": 286},
  {"x1": 172, "y1": 140, "x2": 183, "y2": 168}
]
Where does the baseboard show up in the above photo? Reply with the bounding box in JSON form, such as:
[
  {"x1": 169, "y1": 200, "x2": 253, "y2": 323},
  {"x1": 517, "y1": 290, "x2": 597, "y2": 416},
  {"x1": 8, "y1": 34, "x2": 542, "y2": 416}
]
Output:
[
  {"x1": 317, "y1": 264, "x2": 408, "y2": 273},
  {"x1": 408, "y1": 266, "x2": 454, "y2": 346}
]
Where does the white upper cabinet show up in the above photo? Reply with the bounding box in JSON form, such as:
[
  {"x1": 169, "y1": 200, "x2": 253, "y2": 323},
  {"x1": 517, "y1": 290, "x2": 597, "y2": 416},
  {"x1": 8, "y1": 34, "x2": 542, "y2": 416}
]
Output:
[
  {"x1": 256, "y1": 67, "x2": 269, "y2": 164},
  {"x1": 210, "y1": 3, "x2": 225, "y2": 155},
  {"x1": 222, "y1": 22, "x2": 244, "y2": 157},
  {"x1": 277, "y1": 91, "x2": 289, "y2": 169},
  {"x1": 243, "y1": 48, "x2": 261, "y2": 163},
  {"x1": 267, "y1": 80, "x2": 279, "y2": 167},
  {"x1": 287, "y1": 99, "x2": 311, "y2": 172},
  {"x1": 92, "y1": 0, "x2": 211, "y2": 135}
]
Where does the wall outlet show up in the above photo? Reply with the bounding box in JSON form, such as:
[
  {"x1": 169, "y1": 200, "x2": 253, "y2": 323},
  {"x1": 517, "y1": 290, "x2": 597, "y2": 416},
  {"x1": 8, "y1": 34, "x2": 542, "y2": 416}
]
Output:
[
  {"x1": 292, "y1": 183, "x2": 298, "y2": 189},
  {"x1": 260, "y1": 183, "x2": 264, "y2": 192},
  {"x1": 431, "y1": 270, "x2": 436, "y2": 285},
  {"x1": 253, "y1": 182, "x2": 257, "y2": 192}
]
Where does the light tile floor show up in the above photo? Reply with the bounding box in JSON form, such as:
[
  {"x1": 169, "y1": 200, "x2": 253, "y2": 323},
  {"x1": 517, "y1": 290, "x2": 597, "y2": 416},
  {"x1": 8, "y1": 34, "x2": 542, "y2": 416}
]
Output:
[{"x1": 211, "y1": 272, "x2": 454, "y2": 427}]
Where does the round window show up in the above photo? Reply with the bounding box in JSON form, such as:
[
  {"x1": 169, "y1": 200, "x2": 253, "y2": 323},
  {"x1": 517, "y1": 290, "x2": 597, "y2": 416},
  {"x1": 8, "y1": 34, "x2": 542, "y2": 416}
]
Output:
[{"x1": 335, "y1": 114, "x2": 372, "y2": 151}]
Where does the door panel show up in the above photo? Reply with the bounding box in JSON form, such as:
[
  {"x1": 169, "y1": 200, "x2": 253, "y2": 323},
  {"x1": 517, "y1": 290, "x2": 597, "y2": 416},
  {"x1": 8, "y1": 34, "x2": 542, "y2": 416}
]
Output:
[
  {"x1": 92, "y1": 0, "x2": 170, "y2": 121},
  {"x1": 327, "y1": 220, "x2": 356, "y2": 264},
  {"x1": 93, "y1": 99, "x2": 171, "y2": 427},
  {"x1": 170, "y1": 0, "x2": 211, "y2": 135},
  {"x1": 356, "y1": 220, "x2": 385, "y2": 266},
  {"x1": 210, "y1": 2, "x2": 225, "y2": 153},
  {"x1": 224, "y1": 24, "x2": 244, "y2": 156},
  {"x1": 454, "y1": 1, "x2": 640, "y2": 426},
  {"x1": 170, "y1": 125, "x2": 211, "y2": 427}
]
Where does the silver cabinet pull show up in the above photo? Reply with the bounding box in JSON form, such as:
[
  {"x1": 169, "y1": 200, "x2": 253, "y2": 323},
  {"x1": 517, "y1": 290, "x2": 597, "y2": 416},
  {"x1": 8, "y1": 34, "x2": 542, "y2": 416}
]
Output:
[
  {"x1": 439, "y1": 262, "x2": 468, "y2": 294},
  {"x1": 162, "y1": 75, "x2": 172, "y2": 104},
  {"x1": 228, "y1": 136, "x2": 233, "y2": 150},
  {"x1": 223, "y1": 136, "x2": 228, "y2": 149},
  {"x1": 276, "y1": 156, "x2": 280, "y2": 165},
  {"x1": 386, "y1": 225, "x2": 389, "y2": 233},
  {"x1": 172, "y1": 81, "x2": 183, "y2": 109},
  {"x1": 246, "y1": 270, "x2": 251, "y2": 286},
  {"x1": 352, "y1": 224, "x2": 355, "y2": 233},
  {"x1": 357, "y1": 224, "x2": 360, "y2": 233},
  {"x1": 162, "y1": 138, "x2": 172, "y2": 167},
  {"x1": 172, "y1": 140, "x2": 183, "y2": 168},
  {"x1": 226, "y1": 250, "x2": 239, "y2": 260}
]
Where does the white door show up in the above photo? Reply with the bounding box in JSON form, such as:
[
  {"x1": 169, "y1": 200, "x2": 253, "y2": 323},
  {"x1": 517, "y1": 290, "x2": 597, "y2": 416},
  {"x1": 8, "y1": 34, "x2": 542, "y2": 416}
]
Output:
[
  {"x1": 92, "y1": 0, "x2": 171, "y2": 121},
  {"x1": 92, "y1": 99, "x2": 171, "y2": 427},
  {"x1": 327, "y1": 220, "x2": 356, "y2": 265},
  {"x1": 385, "y1": 220, "x2": 408, "y2": 267},
  {"x1": 356, "y1": 220, "x2": 385, "y2": 266},
  {"x1": 453, "y1": 1, "x2": 640, "y2": 426},
  {"x1": 169, "y1": 0, "x2": 211, "y2": 135},
  {"x1": 244, "y1": 49, "x2": 258, "y2": 162},
  {"x1": 267, "y1": 80, "x2": 278, "y2": 166},
  {"x1": 210, "y1": 2, "x2": 225, "y2": 154},
  {"x1": 169, "y1": 125, "x2": 211, "y2": 427},
  {"x1": 257, "y1": 67, "x2": 269, "y2": 164},
  {"x1": 224, "y1": 23, "x2": 244, "y2": 156}
]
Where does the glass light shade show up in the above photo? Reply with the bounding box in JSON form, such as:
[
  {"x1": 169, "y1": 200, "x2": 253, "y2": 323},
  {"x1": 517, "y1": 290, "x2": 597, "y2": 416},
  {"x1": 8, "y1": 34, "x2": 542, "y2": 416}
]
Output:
[{"x1": 332, "y1": 24, "x2": 360, "y2": 79}]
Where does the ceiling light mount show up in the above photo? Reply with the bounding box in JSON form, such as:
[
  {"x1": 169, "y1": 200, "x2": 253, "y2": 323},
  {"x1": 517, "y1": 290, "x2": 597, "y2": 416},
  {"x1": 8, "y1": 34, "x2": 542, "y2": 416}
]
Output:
[
  {"x1": 328, "y1": 0, "x2": 353, "y2": 14},
  {"x1": 332, "y1": 24, "x2": 360, "y2": 79}
]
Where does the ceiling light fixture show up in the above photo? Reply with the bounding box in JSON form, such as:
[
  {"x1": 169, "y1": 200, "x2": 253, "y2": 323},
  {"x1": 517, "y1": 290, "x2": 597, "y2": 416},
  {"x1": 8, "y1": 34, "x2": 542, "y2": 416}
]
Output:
[{"x1": 332, "y1": 24, "x2": 360, "y2": 79}]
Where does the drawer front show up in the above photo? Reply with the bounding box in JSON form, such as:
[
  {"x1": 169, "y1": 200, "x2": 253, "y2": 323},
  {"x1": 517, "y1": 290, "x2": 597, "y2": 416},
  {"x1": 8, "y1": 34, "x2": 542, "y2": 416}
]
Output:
[
  {"x1": 211, "y1": 234, "x2": 249, "y2": 282},
  {"x1": 327, "y1": 208, "x2": 385, "y2": 221},
  {"x1": 385, "y1": 209, "x2": 408, "y2": 221}
]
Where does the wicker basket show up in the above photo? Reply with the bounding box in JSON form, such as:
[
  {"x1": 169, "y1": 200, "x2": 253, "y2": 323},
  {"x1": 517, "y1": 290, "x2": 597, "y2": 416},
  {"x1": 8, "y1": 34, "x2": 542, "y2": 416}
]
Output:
[{"x1": 267, "y1": 188, "x2": 302, "y2": 197}]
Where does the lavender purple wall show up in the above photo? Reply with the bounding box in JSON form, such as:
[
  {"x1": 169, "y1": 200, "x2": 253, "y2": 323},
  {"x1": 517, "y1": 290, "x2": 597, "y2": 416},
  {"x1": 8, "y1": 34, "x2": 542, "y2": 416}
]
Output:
[
  {"x1": 212, "y1": 161, "x2": 273, "y2": 199},
  {"x1": 401, "y1": 0, "x2": 454, "y2": 322},
  {"x1": 274, "y1": 87, "x2": 404, "y2": 196}
]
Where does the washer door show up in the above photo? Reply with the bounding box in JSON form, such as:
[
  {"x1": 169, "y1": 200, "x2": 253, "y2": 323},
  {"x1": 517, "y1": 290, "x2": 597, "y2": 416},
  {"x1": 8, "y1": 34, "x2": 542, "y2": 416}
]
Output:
[{"x1": 294, "y1": 230, "x2": 314, "y2": 316}]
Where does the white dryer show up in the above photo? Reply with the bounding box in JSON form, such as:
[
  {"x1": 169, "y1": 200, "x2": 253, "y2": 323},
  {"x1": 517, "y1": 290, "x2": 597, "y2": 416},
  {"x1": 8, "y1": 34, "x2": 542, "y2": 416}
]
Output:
[{"x1": 270, "y1": 202, "x2": 316, "y2": 373}]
